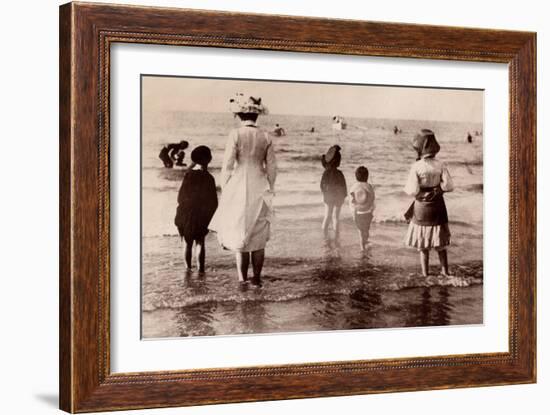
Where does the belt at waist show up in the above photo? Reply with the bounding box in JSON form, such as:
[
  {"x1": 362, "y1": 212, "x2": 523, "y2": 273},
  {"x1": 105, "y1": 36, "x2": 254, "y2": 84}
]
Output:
[
  {"x1": 403, "y1": 185, "x2": 448, "y2": 226},
  {"x1": 416, "y1": 185, "x2": 444, "y2": 202}
]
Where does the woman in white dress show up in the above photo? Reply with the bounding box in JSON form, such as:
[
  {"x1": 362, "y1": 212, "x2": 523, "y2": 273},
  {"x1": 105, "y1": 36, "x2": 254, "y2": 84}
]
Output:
[
  {"x1": 210, "y1": 94, "x2": 277, "y2": 286},
  {"x1": 404, "y1": 129, "x2": 454, "y2": 277}
]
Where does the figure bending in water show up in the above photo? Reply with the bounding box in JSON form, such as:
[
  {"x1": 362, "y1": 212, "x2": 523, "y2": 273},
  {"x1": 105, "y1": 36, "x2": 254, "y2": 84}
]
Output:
[{"x1": 159, "y1": 140, "x2": 189, "y2": 168}]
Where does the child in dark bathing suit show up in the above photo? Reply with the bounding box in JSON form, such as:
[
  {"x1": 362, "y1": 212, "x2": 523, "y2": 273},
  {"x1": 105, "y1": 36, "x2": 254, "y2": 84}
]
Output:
[
  {"x1": 320, "y1": 145, "x2": 347, "y2": 241},
  {"x1": 174, "y1": 146, "x2": 218, "y2": 273}
]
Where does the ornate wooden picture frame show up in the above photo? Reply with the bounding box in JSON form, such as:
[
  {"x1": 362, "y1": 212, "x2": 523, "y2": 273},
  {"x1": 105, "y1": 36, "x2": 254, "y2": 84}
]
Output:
[{"x1": 59, "y1": 2, "x2": 536, "y2": 412}]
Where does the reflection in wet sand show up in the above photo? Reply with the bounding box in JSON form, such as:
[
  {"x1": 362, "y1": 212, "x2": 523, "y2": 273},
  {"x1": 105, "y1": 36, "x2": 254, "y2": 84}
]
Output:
[
  {"x1": 143, "y1": 246, "x2": 476, "y2": 338},
  {"x1": 404, "y1": 287, "x2": 451, "y2": 328}
]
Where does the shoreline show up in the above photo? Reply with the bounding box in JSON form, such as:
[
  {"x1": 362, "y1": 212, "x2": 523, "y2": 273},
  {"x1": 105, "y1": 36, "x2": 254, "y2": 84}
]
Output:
[
  {"x1": 142, "y1": 219, "x2": 483, "y2": 337},
  {"x1": 142, "y1": 283, "x2": 483, "y2": 338}
]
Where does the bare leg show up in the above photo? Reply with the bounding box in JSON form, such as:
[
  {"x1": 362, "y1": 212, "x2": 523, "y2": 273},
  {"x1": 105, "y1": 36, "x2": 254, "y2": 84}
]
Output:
[
  {"x1": 364, "y1": 215, "x2": 372, "y2": 244},
  {"x1": 235, "y1": 252, "x2": 250, "y2": 282},
  {"x1": 196, "y1": 237, "x2": 205, "y2": 273},
  {"x1": 354, "y1": 214, "x2": 367, "y2": 251},
  {"x1": 322, "y1": 204, "x2": 334, "y2": 237},
  {"x1": 183, "y1": 240, "x2": 193, "y2": 270},
  {"x1": 420, "y1": 249, "x2": 430, "y2": 277},
  {"x1": 358, "y1": 230, "x2": 366, "y2": 251},
  {"x1": 333, "y1": 204, "x2": 342, "y2": 240},
  {"x1": 250, "y1": 249, "x2": 265, "y2": 286},
  {"x1": 438, "y1": 249, "x2": 450, "y2": 276},
  {"x1": 359, "y1": 229, "x2": 369, "y2": 251}
]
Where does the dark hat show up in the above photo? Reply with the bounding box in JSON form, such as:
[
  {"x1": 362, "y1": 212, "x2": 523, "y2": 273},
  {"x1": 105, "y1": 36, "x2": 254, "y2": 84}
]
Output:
[
  {"x1": 412, "y1": 129, "x2": 440, "y2": 159},
  {"x1": 321, "y1": 145, "x2": 342, "y2": 169},
  {"x1": 191, "y1": 145, "x2": 212, "y2": 166},
  {"x1": 325, "y1": 145, "x2": 341, "y2": 163}
]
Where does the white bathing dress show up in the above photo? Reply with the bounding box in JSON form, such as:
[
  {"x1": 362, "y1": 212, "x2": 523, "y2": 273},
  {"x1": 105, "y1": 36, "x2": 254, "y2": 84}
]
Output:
[{"x1": 209, "y1": 120, "x2": 277, "y2": 252}]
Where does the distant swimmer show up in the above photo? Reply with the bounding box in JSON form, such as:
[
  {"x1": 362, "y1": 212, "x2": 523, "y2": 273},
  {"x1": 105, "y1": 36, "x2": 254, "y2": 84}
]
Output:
[
  {"x1": 273, "y1": 124, "x2": 286, "y2": 137},
  {"x1": 159, "y1": 140, "x2": 189, "y2": 168},
  {"x1": 393, "y1": 125, "x2": 402, "y2": 135},
  {"x1": 310, "y1": 127, "x2": 315, "y2": 133},
  {"x1": 467, "y1": 132, "x2": 473, "y2": 143},
  {"x1": 332, "y1": 115, "x2": 347, "y2": 130}
]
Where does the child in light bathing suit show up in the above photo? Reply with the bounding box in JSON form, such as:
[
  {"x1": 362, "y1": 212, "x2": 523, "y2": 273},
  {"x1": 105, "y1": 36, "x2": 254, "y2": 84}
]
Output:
[{"x1": 349, "y1": 166, "x2": 375, "y2": 251}]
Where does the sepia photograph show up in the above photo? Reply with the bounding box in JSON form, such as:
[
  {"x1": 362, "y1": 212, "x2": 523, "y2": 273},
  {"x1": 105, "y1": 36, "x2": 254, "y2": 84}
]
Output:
[{"x1": 141, "y1": 75, "x2": 484, "y2": 339}]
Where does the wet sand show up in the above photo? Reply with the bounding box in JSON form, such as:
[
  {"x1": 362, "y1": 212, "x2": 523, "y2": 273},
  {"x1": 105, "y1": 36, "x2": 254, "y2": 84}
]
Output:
[{"x1": 142, "y1": 217, "x2": 483, "y2": 338}]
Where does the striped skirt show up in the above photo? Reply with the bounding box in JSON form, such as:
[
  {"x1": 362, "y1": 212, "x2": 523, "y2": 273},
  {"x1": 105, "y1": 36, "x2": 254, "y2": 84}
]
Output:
[{"x1": 404, "y1": 222, "x2": 451, "y2": 251}]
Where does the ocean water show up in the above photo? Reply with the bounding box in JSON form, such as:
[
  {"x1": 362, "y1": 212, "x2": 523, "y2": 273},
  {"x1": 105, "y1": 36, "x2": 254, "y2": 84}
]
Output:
[{"x1": 141, "y1": 111, "x2": 483, "y2": 338}]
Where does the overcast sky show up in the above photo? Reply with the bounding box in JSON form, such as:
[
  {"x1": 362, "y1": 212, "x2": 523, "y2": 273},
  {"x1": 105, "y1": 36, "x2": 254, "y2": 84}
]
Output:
[{"x1": 142, "y1": 75, "x2": 483, "y2": 123}]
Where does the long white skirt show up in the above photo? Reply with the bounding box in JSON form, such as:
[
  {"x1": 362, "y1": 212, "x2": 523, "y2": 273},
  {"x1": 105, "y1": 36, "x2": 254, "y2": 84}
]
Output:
[{"x1": 209, "y1": 174, "x2": 273, "y2": 252}]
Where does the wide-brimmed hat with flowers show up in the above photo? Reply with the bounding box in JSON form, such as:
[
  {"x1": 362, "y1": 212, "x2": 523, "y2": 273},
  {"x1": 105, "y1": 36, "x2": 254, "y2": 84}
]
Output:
[{"x1": 229, "y1": 93, "x2": 269, "y2": 115}]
